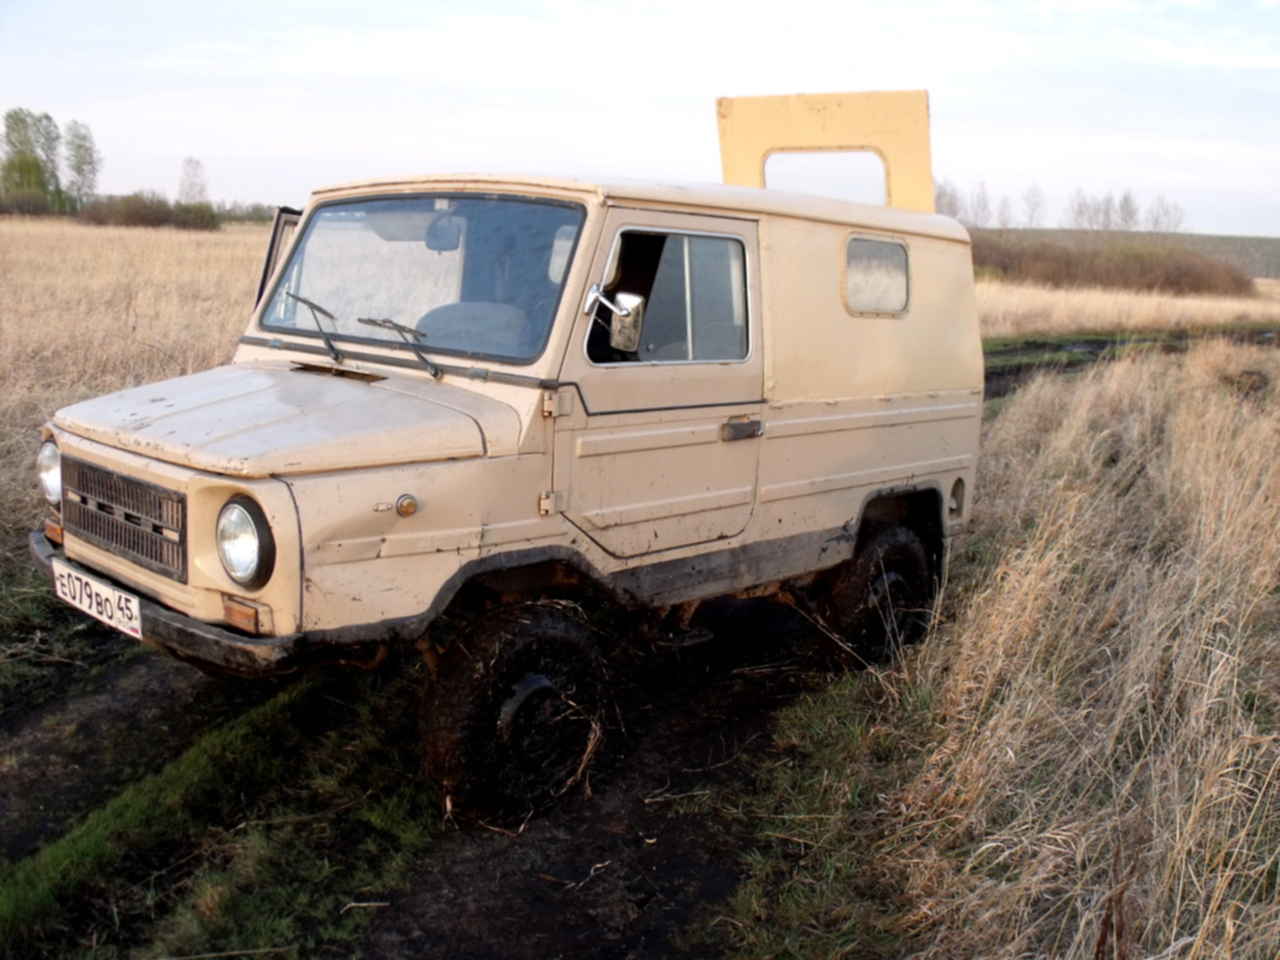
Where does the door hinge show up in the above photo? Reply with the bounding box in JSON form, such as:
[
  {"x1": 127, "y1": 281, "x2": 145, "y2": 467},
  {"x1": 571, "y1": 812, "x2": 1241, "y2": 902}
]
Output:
[
  {"x1": 541, "y1": 389, "x2": 573, "y2": 418},
  {"x1": 538, "y1": 491, "x2": 563, "y2": 515}
]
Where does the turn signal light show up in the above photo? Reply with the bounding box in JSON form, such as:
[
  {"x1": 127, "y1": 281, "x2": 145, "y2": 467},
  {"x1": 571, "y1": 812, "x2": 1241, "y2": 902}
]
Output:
[
  {"x1": 222, "y1": 595, "x2": 273, "y2": 635},
  {"x1": 43, "y1": 517, "x2": 64, "y2": 545}
]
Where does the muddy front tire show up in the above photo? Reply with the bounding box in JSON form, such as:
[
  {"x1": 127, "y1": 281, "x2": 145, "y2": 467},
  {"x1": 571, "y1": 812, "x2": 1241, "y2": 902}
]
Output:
[
  {"x1": 813, "y1": 526, "x2": 934, "y2": 662},
  {"x1": 421, "y1": 603, "x2": 608, "y2": 814}
]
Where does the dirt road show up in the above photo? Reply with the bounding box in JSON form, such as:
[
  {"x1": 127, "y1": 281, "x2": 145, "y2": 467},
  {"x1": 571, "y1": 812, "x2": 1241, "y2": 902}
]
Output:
[
  {"x1": 1, "y1": 597, "x2": 826, "y2": 957},
  {"x1": 365, "y1": 600, "x2": 817, "y2": 958}
]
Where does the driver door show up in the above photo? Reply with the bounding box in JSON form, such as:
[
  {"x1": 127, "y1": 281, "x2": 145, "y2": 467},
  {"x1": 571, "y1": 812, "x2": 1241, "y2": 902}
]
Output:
[{"x1": 554, "y1": 208, "x2": 763, "y2": 559}]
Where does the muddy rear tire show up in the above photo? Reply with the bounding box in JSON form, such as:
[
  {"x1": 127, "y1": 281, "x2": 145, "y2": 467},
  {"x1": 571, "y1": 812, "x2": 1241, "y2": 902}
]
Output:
[
  {"x1": 421, "y1": 602, "x2": 608, "y2": 814},
  {"x1": 813, "y1": 525, "x2": 933, "y2": 662}
]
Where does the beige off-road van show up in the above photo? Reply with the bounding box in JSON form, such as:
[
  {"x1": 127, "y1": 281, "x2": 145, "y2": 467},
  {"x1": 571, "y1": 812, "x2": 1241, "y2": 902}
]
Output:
[{"x1": 31, "y1": 92, "x2": 982, "y2": 804}]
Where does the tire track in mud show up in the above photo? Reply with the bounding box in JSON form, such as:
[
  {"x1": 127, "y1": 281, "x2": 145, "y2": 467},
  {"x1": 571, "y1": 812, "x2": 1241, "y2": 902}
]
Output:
[
  {"x1": 983, "y1": 327, "x2": 1280, "y2": 399},
  {"x1": 364, "y1": 600, "x2": 827, "y2": 960},
  {"x1": 2, "y1": 601, "x2": 829, "y2": 957},
  {"x1": 0, "y1": 643, "x2": 283, "y2": 863}
]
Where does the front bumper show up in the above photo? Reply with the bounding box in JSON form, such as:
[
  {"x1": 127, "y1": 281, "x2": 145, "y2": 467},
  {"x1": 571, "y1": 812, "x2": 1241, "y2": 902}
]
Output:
[{"x1": 29, "y1": 532, "x2": 387, "y2": 677}]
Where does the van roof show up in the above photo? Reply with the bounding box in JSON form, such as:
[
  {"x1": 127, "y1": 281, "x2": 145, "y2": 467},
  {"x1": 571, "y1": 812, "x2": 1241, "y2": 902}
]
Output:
[{"x1": 309, "y1": 173, "x2": 970, "y2": 244}]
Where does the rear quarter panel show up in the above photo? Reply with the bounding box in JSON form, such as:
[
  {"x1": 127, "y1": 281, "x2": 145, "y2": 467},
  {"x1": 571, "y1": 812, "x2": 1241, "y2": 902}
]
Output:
[{"x1": 755, "y1": 214, "x2": 982, "y2": 542}]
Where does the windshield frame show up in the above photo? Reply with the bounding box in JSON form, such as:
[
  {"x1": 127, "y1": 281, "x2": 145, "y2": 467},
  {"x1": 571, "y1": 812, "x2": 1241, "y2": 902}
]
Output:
[{"x1": 256, "y1": 191, "x2": 589, "y2": 369}]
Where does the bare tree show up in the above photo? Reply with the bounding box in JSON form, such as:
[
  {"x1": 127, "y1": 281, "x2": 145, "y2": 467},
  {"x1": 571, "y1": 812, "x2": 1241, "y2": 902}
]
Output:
[
  {"x1": 178, "y1": 156, "x2": 209, "y2": 204},
  {"x1": 64, "y1": 120, "x2": 101, "y2": 206},
  {"x1": 1116, "y1": 190, "x2": 1140, "y2": 231},
  {"x1": 31, "y1": 113, "x2": 60, "y2": 192},
  {"x1": 968, "y1": 181, "x2": 992, "y2": 228},
  {"x1": 935, "y1": 179, "x2": 965, "y2": 221},
  {"x1": 1065, "y1": 188, "x2": 1090, "y2": 228},
  {"x1": 3, "y1": 107, "x2": 37, "y2": 158},
  {"x1": 1022, "y1": 184, "x2": 1046, "y2": 228},
  {"x1": 996, "y1": 195, "x2": 1014, "y2": 229},
  {"x1": 4, "y1": 110, "x2": 61, "y2": 190},
  {"x1": 1094, "y1": 192, "x2": 1116, "y2": 231},
  {"x1": 1145, "y1": 194, "x2": 1184, "y2": 232}
]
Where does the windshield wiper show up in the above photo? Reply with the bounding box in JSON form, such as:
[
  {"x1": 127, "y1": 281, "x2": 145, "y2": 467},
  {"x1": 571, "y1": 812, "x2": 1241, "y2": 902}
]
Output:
[
  {"x1": 357, "y1": 317, "x2": 443, "y2": 379},
  {"x1": 285, "y1": 292, "x2": 345, "y2": 364}
]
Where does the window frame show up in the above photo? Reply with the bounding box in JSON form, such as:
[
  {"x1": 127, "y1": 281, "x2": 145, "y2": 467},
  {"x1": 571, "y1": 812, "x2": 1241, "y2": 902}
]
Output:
[
  {"x1": 842, "y1": 233, "x2": 911, "y2": 318},
  {"x1": 585, "y1": 226, "x2": 754, "y2": 368},
  {"x1": 255, "y1": 191, "x2": 588, "y2": 368}
]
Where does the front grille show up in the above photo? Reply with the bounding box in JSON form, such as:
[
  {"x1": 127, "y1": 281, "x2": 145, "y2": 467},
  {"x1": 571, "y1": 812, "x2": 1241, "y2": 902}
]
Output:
[{"x1": 62, "y1": 457, "x2": 187, "y2": 582}]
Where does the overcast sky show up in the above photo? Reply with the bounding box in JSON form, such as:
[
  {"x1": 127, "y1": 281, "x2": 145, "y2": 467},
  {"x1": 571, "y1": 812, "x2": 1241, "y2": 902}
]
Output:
[{"x1": 1, "y1": 0, "x2": 1276, "y2": 236}]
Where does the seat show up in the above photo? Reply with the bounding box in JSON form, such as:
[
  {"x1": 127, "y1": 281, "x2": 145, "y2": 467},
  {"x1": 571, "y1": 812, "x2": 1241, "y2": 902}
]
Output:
[{"x1": 416, "y1": 301, "x2": 530, "y2": 357}]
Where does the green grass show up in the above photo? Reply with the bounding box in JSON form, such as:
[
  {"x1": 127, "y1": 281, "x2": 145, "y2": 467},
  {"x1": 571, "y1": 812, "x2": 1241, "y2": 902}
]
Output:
[
  {"x1": 137, "y1": 674, "x2": 436, "y2": 959},
  {"x1": 709, "y1": 671, "x2": 934, "y2": 958},
  {"x1": 0, "y1": 679, "x2": 315, "y2": 947},
  {"x1": 0, "y1": 657, "x2": 438, "y2": 958},
  {"x1": 0, "y1": 560, "x2": 136, "y2": 721}
]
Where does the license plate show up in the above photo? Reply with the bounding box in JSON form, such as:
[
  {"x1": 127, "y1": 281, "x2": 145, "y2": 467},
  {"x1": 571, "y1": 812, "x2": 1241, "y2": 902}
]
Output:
[{"x1": 52, "y1": 559, "x2": 143, "y2": 639}]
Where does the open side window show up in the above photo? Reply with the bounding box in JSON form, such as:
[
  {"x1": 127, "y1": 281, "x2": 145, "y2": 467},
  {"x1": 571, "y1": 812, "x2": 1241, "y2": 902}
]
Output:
[
  {"x1": 255, "y1": 206, "x2": 302, "y2": 307},
  {"x1": 587, "y1": 230, "x2": 748, "y2": 364}
]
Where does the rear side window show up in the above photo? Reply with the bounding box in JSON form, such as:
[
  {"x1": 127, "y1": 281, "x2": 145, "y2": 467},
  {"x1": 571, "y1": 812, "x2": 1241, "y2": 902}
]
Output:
[
  {"x1": 845, "y1": 237, "x2": 908, "y2": 314},
  {"x1": 588, "y1": 231, "x2": 748, "y2": 364}
]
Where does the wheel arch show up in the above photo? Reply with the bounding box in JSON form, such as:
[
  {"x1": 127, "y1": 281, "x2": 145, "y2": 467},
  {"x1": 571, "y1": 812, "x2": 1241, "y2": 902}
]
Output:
[
  {"x1": 402, "y1": 546, "x2": 645, "y2": 649},
  {"x1": 854, "y1": 485, "x2": 946, "y2": 583}
]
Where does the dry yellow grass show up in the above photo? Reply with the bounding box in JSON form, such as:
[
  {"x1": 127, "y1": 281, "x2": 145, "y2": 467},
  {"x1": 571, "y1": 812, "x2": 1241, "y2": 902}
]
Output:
[
  {"x1": 979, "y1": 277, "x2": 1280, "y2": 338},
  {"x1": 728, "y1": 341, "x2": 1280, "y2": 958},
  {"x1": 884, "y1": 342, "x2": 1280, "y2": 957},
  {"x1": 0, "y1": 217, "x2": 267, "y2": 563}
]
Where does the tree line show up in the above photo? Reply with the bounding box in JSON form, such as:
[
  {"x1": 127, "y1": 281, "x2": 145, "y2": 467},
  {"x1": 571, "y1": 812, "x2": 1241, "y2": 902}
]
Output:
[
  {"x1": 1, "y1": 108, "x2": 101, "y2": 214},
  {"x1": 1, "y1": 105, "x2": 277, "y2": 229},
  {"x1": 935, "y1": 179, "x2": 1187, "y2": 233}
]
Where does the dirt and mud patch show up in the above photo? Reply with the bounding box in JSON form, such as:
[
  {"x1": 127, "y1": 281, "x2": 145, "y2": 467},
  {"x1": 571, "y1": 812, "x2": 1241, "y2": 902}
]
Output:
[
  {"x1": 367, "y1": 599, "x2": 816, "y2": 959},
  {"x1": 1, "y1": 596, "x2": 832, "y2": 956},
  {"x1": 982, "y1": 326, "x2": 1280, "y2": 398},
  {"x1": 0, "y1": 649, "x2": 284, "y2": 864}
]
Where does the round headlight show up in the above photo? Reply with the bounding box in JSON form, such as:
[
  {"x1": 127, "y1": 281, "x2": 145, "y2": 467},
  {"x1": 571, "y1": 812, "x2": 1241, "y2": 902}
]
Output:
[
  {"x1": 216, "y1": 496, "x2": 275, "y2": 589},
  {"x1": 36, "y1": 441, "x2": 61, "y2": 506}
]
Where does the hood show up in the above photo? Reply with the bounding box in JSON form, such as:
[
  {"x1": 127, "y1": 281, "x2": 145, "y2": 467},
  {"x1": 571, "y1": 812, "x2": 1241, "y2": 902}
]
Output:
[{"x1": 53, "y1": 362, "x2": 523, "y2": 477}]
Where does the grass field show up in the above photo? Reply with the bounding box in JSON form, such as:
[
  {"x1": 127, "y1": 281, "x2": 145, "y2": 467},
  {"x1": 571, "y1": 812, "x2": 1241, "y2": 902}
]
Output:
[
  {"x1": 0, "y1": 218, "x2": 262, "y2": 563},
  {"x1": 979, "y1": 275, "x2": 1280, "y2": 338},
  {"x1": 4, "y1": 216, "x2": 1280, "y2": 956},
  {"x1": 724, "y1": 341, "x2": 1280, "y2": 959}
]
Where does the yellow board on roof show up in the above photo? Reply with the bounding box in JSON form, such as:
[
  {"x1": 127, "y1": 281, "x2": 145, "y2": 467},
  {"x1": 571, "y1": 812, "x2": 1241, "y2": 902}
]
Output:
[{"x1": 716, "y1": 90, "x2": 936, "y2": 214}]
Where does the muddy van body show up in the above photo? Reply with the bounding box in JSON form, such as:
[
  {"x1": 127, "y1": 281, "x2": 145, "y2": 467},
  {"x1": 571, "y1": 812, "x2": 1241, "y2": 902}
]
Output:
[{"x1": 32, "y1": 172, "x2": 981, "y2": 800}]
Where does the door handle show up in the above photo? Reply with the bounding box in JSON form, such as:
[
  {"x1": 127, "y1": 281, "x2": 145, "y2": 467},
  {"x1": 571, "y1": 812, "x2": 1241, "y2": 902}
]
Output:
[{"x1": 721, "y1": 419, "x2": 763, "y2": 441}]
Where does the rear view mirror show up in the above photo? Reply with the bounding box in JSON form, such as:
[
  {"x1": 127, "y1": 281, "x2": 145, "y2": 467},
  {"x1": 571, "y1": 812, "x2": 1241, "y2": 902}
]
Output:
[
  {"x1": 609, "y1": 293, "x2": 646, "y2": 354},
  {"x1": 425, "y1": 214, "x2": 463, "y2": 252}
]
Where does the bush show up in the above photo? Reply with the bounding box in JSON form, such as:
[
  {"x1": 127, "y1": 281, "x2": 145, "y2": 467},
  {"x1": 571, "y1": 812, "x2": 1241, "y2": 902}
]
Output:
[
  {"x1": 0, "y1": 190, "x2": 51, "y2": 215},
  {"x1": 118, "y1": 191, "x2": 174, "y2": 228},
  {"x1": 215, "y1": 201, "x2": 275, "y2": 223},
  {"x1": 77, "y1": 192, "x2": 220, "y2": 231},
  {"x1": 973, "y1": 230, "x2": 1256, "y2": 297},
  {"x1": 171, "y1": 202, "x2": 220, "y2": 230},
  {"x1": 76, "y1": 197, "x2": 110, "y2": 224}
]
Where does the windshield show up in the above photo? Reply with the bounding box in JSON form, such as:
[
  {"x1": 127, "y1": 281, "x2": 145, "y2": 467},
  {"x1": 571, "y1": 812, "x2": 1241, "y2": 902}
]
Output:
[{"x1": 260, "y1": 194, "x2": 585, "y2": 365}]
